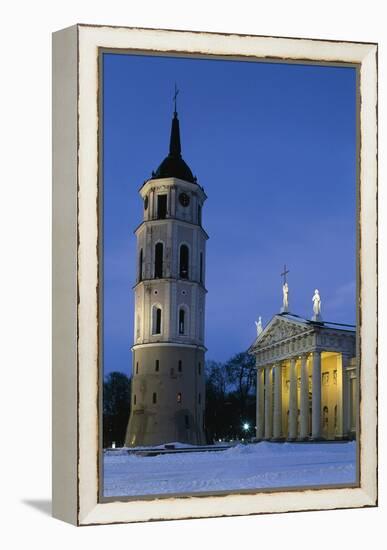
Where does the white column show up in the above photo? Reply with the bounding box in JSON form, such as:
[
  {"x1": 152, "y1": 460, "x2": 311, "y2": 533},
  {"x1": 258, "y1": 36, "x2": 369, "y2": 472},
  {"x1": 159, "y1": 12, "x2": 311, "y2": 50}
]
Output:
[
  {"x1": 166, "y1": 186, "x2": 171, "y2": 217},
  {"x1": 264, "y1": 366, "x2": 272, "y2": 439},
  {"x1": 312, "y1": 351, "x2": 322, "y2": 439},
  {"x1": 171, "y1": 186, "x2": 176, "y2": 217},
  {"x1": 337, "y1": 354, "x2": 350, "y2": 438},
  {"x1": 272, "y1": 363, "x2": 283, "y2": 439},
  {"x1": 150, "y1": 188, "x2": 155, "y2": 219},
  {"x1": 299, "y1": 354, "x2": 309, "y2": 439},
  {"x1": 349, "y1": 372, "x2": 357, "y2": 435},
  {"x1": 344, "y1": 356, "x2": 352, "y2": 436},
  {"x1": 288, "y1": 357, "x2": 298, "y2": 440},
  {"x1": 256, "y1": 368, "x2": 264, "y2": 439}
]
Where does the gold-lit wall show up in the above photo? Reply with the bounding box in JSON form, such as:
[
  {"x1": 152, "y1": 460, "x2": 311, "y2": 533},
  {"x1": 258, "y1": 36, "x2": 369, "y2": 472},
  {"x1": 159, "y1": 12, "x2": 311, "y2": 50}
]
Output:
[{"x1": 280, "y1": 352, "x2": 344, "y2": 440}]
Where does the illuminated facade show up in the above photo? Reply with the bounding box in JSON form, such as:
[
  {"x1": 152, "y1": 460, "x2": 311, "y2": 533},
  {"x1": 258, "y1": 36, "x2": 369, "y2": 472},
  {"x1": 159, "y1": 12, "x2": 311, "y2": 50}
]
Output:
[{"x1": 249, "y1": 314, "x2": 357, "y2": 441}]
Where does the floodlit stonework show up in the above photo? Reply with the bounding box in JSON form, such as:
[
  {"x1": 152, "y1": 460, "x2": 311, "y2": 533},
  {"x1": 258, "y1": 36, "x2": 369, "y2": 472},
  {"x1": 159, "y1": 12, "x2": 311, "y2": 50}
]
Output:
[
  {"x1": 125, "y1": 110, "x2": 207, "y2": 446},
  {"x1": 249, "y1": 314, "x2": 357, "y2": 441}
]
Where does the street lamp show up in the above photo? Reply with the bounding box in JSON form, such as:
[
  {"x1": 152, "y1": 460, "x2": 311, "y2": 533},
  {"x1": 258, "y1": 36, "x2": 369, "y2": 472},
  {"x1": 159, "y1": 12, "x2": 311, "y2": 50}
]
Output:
[{"x1": 242, "y1": 422, "x2": 250, "y2": 432}]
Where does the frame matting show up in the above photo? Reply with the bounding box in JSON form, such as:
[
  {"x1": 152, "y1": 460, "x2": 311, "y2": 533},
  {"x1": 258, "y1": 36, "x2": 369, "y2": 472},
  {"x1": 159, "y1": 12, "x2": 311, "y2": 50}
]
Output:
[{"x1": 52, "y1": 24, "x2": 377, "y2": 526}]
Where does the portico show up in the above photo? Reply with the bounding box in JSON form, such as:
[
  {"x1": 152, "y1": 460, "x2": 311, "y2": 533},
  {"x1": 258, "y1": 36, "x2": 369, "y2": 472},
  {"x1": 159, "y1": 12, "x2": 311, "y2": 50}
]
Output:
[{"x1": 250, "y1": 314, "x2": 356, "y2": 441}]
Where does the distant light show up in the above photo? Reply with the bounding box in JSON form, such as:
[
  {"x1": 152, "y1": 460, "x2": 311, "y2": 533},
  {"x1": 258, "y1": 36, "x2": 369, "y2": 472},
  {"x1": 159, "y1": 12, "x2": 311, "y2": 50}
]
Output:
[
  {"x1": 112, "y1": 442, "x2": 116, "y2": 449},
  {"x1": 243, "y1": 423, "x2": 250, "y2": 431}
]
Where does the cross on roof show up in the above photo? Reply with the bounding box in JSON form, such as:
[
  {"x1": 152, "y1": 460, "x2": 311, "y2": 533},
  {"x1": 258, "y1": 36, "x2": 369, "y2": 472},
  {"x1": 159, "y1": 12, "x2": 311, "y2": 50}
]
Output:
[
  {"x1": 281, "y1": 264, "x2": 290, "y2": 285},
  {"x1": 173, "y1": 83, "x2": 179, "y2": 113}
]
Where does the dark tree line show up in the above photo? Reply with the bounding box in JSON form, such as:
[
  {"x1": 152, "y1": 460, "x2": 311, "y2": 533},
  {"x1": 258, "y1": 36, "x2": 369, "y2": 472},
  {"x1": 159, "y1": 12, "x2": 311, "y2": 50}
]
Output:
[
  {"x1": 102, "y1": 351, "x2": 256, "y2": 448},
  {"x1": 103, "y1": 372, "x2": 131, "y2": 448},
  {"x1": 205, "y1": 351, "x2": 256, "y2": 442}
]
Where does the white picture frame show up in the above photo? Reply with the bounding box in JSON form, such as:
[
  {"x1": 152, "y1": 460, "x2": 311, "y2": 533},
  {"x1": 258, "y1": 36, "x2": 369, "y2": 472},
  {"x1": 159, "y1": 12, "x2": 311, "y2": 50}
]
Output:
[{"x1": 52, "y1": 24, "x2": 377, "y2": 525}]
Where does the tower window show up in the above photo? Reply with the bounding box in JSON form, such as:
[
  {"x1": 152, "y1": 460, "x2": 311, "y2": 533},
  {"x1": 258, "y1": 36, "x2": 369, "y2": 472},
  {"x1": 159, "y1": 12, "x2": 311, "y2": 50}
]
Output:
[
  {"x1": 152, "y1": 306, "x2": 162, "y2": 335},
  {"x1": 138, "y1": 248, "x2": 143, "y2": 282},
  {"x1": 152, "y1": 392, "x2": 157, "y2": 404},
  {"x1": 179, "y1": 244, "x2": 189, "y2": 279},
  {"x1": 185, "y1": 415, "x2": 189, "y2": 428},
  {"x1": 154, "y1": 242, "x2": 163, "y2": 278},
  {"x1": 200, "y1": 252, "x2": 203, "y2": 284},
  {"x1": 155, "y1": 359, "x2": 159, "y2": 372},
  {"x1": 179, "y1": 308, "x2": 185, "y2": 335},
  {"x1": 157, "y1": 194, "x2": 167, "y2": 219},
  {"x1": 198, "y1": 204, "x2": 202, "y2": 226},
  {"x1": 198, "y1": 393, "x2": 201, "y2": 405},
  {"x1": 177, "y1": 392, "x2": 182, "y2": 404},
  {"x1": 135, "y1": 362, "x2": 139, "y2": 374},
  {"x1": 133, "y1": 394, "x2": 136, "y2": 405},
  {"x1": 178, "y1": 360, "x2": 182, "y2": 372},
  {"x1": 198, "y1": 362, "x2": 201, "y2": 375}
]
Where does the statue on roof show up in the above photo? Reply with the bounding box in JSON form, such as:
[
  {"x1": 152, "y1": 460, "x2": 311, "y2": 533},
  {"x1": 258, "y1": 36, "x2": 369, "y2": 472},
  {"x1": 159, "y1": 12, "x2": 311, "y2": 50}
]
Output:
[
  {"x1": 255, "y1": 316, "x2": 263, "y2": 336},
  {"x1": 281, "y1": 282, "x2": 289, "y2": 313},
  {"x1": 280, "y1": 264, "x2": 290, "y2": 313},
  {"x1": 312, "y1": 289, "x2": 322, "y2": 321}
]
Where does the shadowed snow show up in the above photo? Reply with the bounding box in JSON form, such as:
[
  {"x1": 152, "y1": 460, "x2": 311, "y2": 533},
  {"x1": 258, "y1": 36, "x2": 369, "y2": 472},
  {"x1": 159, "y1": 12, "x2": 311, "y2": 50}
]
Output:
[{"x1": 103, "y1": 441, "x2": 356, "y2": 497}]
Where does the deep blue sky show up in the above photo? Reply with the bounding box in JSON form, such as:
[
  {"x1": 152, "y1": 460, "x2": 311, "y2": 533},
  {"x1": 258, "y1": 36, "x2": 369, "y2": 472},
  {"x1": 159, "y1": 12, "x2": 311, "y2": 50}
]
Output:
[{"x1": 103, "y1": 53, "x2": 356, "y2": 376}]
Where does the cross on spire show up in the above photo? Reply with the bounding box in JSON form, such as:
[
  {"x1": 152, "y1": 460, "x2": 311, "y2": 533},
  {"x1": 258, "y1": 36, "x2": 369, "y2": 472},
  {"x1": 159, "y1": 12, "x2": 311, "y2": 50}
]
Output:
[
  {"x1": 173, "y1": 83, "x2": 179, "y2": 114},
  {"x1": 281, "y1": 264, "x2": 290, "y2": 285}
]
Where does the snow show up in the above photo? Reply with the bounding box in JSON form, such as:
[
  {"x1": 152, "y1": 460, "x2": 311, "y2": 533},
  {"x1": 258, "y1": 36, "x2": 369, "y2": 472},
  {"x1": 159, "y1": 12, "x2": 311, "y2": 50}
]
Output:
[{"x1": 103, "y1": 441, "x2": 356, "y2": 497}]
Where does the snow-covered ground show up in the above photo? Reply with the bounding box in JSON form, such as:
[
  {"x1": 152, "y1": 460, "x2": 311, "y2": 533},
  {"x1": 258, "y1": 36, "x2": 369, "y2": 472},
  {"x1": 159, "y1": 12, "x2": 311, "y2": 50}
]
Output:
[{"x1": 103, "y1": 441, "x2": 356, "y2": 497}]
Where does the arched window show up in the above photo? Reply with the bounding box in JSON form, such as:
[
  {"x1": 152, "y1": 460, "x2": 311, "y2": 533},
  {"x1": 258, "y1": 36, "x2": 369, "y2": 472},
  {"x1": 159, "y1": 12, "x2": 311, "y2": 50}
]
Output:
[
  {"x1": 135, "y1": 362, "x2": 139, "y2": 374},
  {"x1": 179, "y1": 244, "x2": 189, "y2": 279},
  {"x1": 154, "y1": 242, "x2": 163, "y2": 278},
  {"x1": 323, "y1": 406, "x2": 329, "y2": 434},
  {"x1": 152, "y1": 305, "x2": 162, "y2": 335},
  {"x1": 179, "y1": 308, "x2": 185, "y2": 335},
  {"x1": 157, "y1": 194, "x2": 167, "y2": 219},
  {"x1": 155, "y1": 359, "x2": 159, "y2": 372},
  {"x1": 138, "y1": 248, "x2": 143, "y2": 281},
  {"x1": 152, "y1": 392, "x2": 157, "y2": 404},
  {"x1": 178, "y1": 360, "x2": 182, "y2": 372}
]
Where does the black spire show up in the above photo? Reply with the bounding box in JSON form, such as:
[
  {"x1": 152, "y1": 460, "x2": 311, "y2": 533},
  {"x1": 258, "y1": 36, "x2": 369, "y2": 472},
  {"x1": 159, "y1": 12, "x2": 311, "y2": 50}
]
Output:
[
  {"x1": 169, "y1": 112, "x2": 182, "y2": 158},
  {"x1": 151, "y1": 91, "x2": 196, "y2": 184}
]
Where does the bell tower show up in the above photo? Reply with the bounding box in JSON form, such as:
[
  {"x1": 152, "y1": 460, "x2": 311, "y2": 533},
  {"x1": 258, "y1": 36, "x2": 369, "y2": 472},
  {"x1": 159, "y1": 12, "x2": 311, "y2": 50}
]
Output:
[{"x1": 125, "y1": 105, "x2": 208, "y2": 446}]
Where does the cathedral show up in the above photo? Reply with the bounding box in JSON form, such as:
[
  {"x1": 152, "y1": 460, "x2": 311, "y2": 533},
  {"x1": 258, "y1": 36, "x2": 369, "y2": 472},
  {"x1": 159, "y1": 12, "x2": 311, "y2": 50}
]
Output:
[
  {"x1": 249, "y1": 285, "x2": 357, "y2": 441},
  {"x1": 125, "y1": 104, "x2": 207, "y2": 447}
]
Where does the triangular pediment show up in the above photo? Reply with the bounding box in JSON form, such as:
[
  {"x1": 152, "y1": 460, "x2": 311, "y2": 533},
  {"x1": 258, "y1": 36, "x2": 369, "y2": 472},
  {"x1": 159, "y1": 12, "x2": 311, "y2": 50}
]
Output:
[{"x1": 251, "y1": 315, "x2": 312, "y2": 350}]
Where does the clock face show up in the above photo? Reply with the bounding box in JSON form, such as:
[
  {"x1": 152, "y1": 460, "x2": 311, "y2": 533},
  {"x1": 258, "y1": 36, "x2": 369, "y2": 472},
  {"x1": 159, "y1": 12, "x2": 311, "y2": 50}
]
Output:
[
  {"x1": 144, "y1": 196, "x2": 149, "y2": 210},
  {"x1": 179, "y1": 192, "x2": 190, "y2": 207}
]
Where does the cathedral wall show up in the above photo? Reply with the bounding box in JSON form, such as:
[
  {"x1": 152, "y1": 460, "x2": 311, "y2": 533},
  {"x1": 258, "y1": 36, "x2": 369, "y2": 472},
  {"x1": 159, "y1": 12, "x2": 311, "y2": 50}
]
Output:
[{"x1": 320, "y1": 353, "x2": 339, "y2": 439}]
